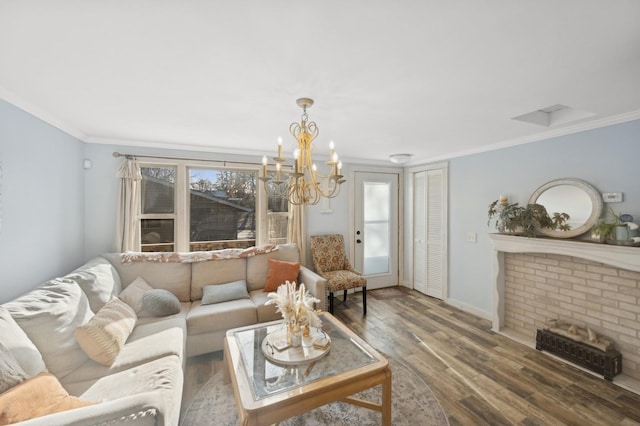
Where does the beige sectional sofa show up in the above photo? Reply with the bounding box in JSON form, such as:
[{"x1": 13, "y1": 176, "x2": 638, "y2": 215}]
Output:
[{"x1": 0, "y1": 244, "x2": 326, "y2": 425}]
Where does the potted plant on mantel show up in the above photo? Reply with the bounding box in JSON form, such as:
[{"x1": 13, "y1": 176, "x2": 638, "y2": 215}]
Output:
[
  {"x1": 590, "y1": 208, "x2": 638, "y2": 243},
  {"x1": 488, "y1": 197, "x2": 571, "y2": 238}
]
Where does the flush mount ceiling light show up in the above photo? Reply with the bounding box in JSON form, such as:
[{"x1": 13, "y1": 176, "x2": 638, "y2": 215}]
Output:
[
  {"x1": 260, "y1": 98, "x2": 345, "y2": 206},
  {"x1": 389, "y1": 153, "x2": 413, "y2": 164}
]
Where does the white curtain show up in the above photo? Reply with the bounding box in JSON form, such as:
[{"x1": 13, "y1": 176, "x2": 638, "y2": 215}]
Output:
[
  {"x1": 287, "y1": 203, "x2": 306, "y2": 266},
  {"x1": 115, "y1": 158, "x2": 142, "y2": 252}
]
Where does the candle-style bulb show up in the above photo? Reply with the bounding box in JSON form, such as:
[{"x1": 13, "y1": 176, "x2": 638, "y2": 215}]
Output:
[{"x1": 262, "y1": 156, "x2": 267, "y2": 165}]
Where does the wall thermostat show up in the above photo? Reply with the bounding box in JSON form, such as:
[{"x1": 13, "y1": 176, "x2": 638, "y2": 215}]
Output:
[{"x1": 602, "y1": 192, "x2": 623, "y2": 202}]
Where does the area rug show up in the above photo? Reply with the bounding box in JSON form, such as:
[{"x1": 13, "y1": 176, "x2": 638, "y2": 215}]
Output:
[{"x1": 181, "y1": 356, "x2": 449, "y2": 425}]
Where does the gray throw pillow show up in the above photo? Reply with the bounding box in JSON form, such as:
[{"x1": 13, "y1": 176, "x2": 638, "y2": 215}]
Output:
[
  {"x1": 0, "y1": 342, "x2": 29, "y2": 393},
  {"x1": 201, "y1": 280, "x2": 250, "y2": 305},
  {"x1": 142, "y1": 289, "x2": 181, "y2": 316}
]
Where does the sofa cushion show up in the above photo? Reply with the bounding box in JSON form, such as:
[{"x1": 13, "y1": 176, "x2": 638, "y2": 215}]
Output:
[
  {"x1": 264, "y1": 259, "x2": 300, "y2": 292},
  {"x1": 62, "y1": 317, "x2": 186, "y2": 388},
  {"x1": 75, "y1": 298, "x2": 137, "y2": 366},
  {"x1": 0, "y1": 372, "x2": 95, "y2": 424},
  {"x1": 0, "y1": 307, "x2": 46, "y2": 378},
  {"x1": 187, "y1": 299, "x2": 257, "y2": 335},
  {"x1": 103, "y1": 253, "x2": 192, "y2": 302},
  {"x1": 191, "y1": 258, "x2": 246, "y2": 301},
  {"x1": 142, "y1": 289, "x2": 181, "y2": 316},
  {"x1": 74, "y1": 355, "x2": 183, "y2": 426},
  {"x1": 0, "y1": 343, "x2": 28, "y2": 393},
  {"x1": 65, "y1": 256, "x2": 122, "y2": 313},
  {"x1": 201, "y1": 280, "x2": 250, "y2": 305},
  {"x1": 246, "y1": 244, "x2": 300, "y2": 292},
  {"x1": 118, "y1": 276, "x2": 153, "y2": 315},
  {"x1": 249, "y1": 290, "x2": 282, "y2": 323},
  {"x1": 4, "y1": 279, "x2": 93, "y2": 379}
]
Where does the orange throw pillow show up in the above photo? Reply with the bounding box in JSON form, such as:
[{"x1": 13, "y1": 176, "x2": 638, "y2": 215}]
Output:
[
  {"x1": 264, "y1": 259, "x2": 300, "y2": 292},
  {"x1": 0, "y1": 372, "x2": 95, "y2": 425}
]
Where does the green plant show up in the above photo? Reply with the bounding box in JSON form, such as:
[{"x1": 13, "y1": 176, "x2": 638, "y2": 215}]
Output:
[
  {"x1": 591, "y1": 208, "x2": 633, "y2": 240},
  {"x1": 488, "y1": 200, "x2": 570, "y2": 238}
]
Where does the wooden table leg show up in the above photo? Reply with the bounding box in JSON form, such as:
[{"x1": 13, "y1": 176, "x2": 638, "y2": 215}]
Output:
[
  {"x1": 381, "y1": 368, "x2": 392, "y2": 426},
  {"x1": 223, "y1": 341, "x2": 231, "y2": 385}
]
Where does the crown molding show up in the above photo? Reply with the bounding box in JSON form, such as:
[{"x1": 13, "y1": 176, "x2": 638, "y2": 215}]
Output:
[
  {"x1": 411, "y1": 110, "x2": 640, "y2": 166},
  {"x1": 0, "y1": 86, "x2": 87, "y2": 141},
  {"x1": 2, "y1": 87, "x2": 639, "y2": 166}
]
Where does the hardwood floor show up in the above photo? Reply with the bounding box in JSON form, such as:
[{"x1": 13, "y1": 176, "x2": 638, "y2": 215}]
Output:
[{"x1": 182, "y1": 287, "x2": 640, "y2": 425}]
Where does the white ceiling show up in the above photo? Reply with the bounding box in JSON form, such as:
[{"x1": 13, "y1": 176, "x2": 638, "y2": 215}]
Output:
[{"x1": 1, "y1": 1, "x2": 640, "y2": 165}]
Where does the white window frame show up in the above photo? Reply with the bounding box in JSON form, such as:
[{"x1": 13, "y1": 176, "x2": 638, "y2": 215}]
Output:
[{"x1": 139, "y1": 158, "x2": 268, "y2": 252}]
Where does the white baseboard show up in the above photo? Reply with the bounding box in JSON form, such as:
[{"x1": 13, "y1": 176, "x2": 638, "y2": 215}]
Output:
[{"x1": 444, "y1": 298, "x2": 492, "y2": 321}]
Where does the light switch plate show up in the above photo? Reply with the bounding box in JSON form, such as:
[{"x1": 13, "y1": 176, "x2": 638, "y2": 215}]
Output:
[
  {"x1": 466, "y1": 232, "x2": 477, "y2": 243},
  {"x1": 602, "y1": 192, "x2": 623, "y2": 203}
]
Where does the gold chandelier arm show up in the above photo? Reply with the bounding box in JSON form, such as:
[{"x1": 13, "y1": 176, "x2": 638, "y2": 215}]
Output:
[{"x1": 262, "y1": 97, "x2": 345, "y2": 205}]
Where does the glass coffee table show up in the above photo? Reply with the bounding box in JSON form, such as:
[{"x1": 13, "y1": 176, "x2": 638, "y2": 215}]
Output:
[{"x1": 224, "y1": 312, "x2": 391, "y2": 425}]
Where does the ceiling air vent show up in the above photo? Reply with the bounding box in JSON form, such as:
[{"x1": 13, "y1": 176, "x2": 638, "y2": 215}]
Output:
[{"x1": 512, "y1": 104, "x2": 595, "y2": 127}]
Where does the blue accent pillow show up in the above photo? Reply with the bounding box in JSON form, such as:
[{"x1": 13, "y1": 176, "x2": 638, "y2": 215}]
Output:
[
  {"x1": 141, "y1": 289, "x2": 181, "y2": 316},
  {"x1": 201, "y1": 280, "x2": 250, "y2": 305}
]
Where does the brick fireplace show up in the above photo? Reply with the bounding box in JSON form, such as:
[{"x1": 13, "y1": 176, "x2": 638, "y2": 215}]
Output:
[{"x1": 489, "y1": 234, "x2": 640, "y2": 385}]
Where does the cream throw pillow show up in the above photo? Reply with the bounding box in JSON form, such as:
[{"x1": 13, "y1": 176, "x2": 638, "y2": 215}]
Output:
[
  {"x1": 118, "y1": 276, "x2": 153, "y2": 316},
  {"x1": 75, "y1": 297, "x2": 137, "y2": 366}
]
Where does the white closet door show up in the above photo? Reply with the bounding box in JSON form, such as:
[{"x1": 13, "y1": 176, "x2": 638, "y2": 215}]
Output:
[{"x1": 413, "y1": 167, "x2": 446, "y2": 299}]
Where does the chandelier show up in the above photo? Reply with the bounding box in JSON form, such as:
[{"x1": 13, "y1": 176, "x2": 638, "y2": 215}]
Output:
[{"x1": 260, "y1": 98, "x2": 345, "y2": 205}]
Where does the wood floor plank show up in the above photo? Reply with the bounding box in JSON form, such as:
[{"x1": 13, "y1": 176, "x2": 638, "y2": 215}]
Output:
[{"x1": 182, "y1": 287, "x2": 640, "y2": 425}]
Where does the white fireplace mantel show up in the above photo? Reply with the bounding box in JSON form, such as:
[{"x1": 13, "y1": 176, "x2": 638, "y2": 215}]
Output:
[{"x1": 489, "y1": 233, "x2": 640, "y2": 332}]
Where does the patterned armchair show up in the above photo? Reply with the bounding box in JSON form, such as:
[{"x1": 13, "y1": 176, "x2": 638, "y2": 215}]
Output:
[{"x1": 309, "y1": 234, "x2": 367, "y2": 315}]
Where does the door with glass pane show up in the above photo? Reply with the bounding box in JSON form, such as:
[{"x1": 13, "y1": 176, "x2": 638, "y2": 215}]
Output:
[{"x1": 354, "y1": 172, "x2": 399, "y2": 290}]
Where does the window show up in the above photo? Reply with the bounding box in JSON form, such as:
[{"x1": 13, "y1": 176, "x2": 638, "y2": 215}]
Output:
[
  {"x1": 139, "y1": 161, "x2": 287, "y2": 252},
  {"x1": 266, "y1": 171, "x2": 289, "y2": 246},
  {"x1": 140, "y1": 166, "x2": 176, "y2": 252},
  {"x1": 189, "y1": 168, "x2": 256, "y2": 251}
]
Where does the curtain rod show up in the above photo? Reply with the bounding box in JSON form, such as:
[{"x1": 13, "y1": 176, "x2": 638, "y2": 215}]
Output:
[{"x1": 112, "y1": 151, "x2": 266, "y2": 167}]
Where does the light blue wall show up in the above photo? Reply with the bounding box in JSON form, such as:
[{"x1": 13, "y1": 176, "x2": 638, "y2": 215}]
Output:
[
  {"x1": 3, "y1": 95, "x2": 639, "y2": 317},
  {"x1": 0, "y1": 99, "x2": 85, "y2": 303},
  {"x1": 447, "y1": 119, "x2": 640, "y2": 317}
]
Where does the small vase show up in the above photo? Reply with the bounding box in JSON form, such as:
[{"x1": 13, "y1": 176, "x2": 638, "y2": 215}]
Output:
[
  {"x1": 614, "y1": 224, "x2": 638, "y2": 241},
  {"x1": 289, "y1": 327, "x2": 302, "y2": 347}
]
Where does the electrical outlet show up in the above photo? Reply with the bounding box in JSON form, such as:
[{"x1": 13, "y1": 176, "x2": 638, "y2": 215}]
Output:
[
  {"x1": 602, "y1": 192, "x2": 623, "y2": 203},
  {"x1": 466, "y1": 232, "x2": 477, "y2": 243}
]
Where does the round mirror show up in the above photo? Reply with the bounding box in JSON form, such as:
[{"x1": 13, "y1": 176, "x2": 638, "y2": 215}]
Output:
[{"x1": 528, "y1": 178, "x2": 603, "y2": 238}]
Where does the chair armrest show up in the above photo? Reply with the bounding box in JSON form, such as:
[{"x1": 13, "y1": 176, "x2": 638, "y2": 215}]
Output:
[
  {"x1": 347, "y1": 267, "x2": 364, "y2": 276},
  {"x1": 299, "y1": 266, "x2": 327, "y2": 312},
  {"x1": 16, "y1": 392, "x2": 166, "y2": 426}
]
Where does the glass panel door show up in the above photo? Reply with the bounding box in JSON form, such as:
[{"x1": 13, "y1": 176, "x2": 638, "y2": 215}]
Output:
[{"x1": 354, "y1": 172, "x2": 399, "y2": 290}]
